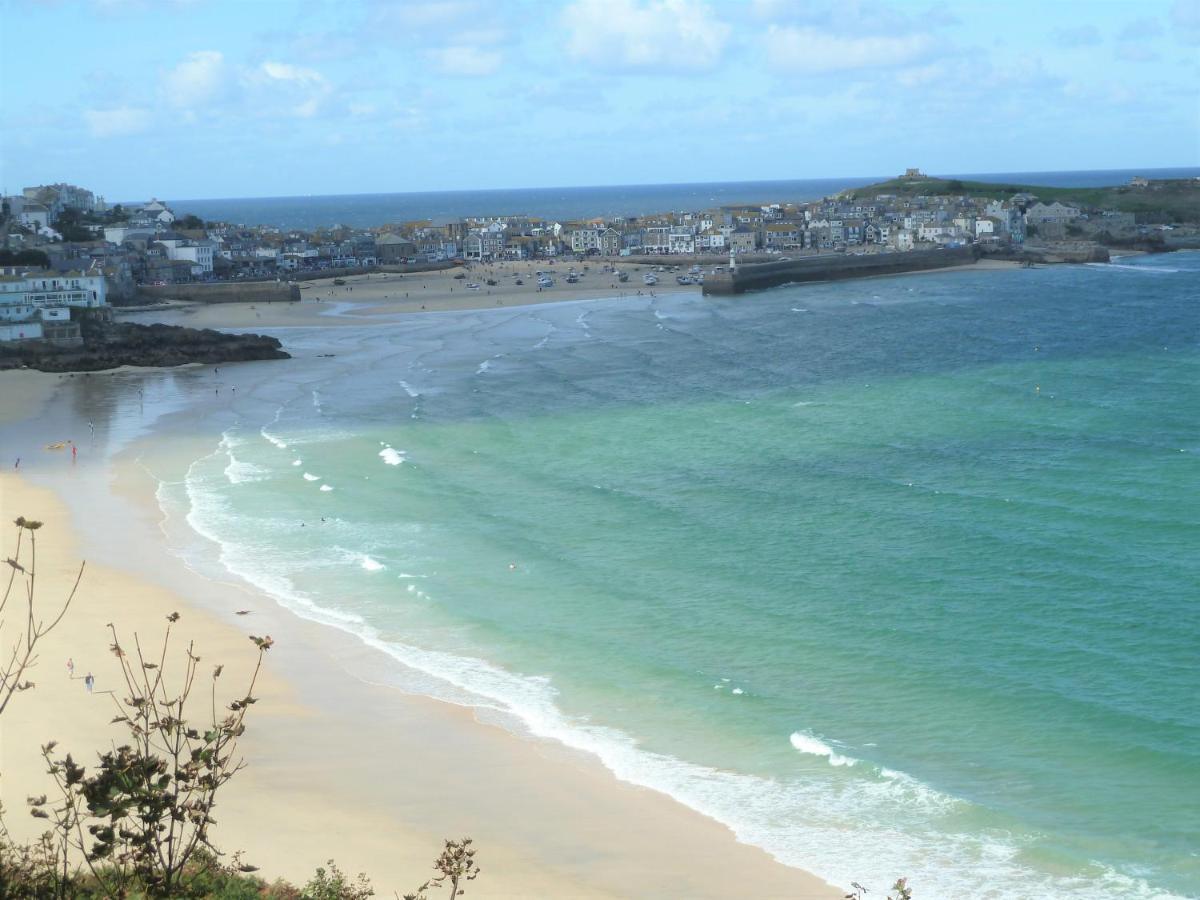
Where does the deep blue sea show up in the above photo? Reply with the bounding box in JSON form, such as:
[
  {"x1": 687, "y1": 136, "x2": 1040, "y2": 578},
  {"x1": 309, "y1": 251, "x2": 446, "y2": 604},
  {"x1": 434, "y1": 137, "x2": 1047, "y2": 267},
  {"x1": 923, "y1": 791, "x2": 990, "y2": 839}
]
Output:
[
  {"x1": 87, "y1": 250, "x2": 1196, "y2": 899},
  {"x1": 169, "y1": 168, "x2": 1200, "y2": 230}
]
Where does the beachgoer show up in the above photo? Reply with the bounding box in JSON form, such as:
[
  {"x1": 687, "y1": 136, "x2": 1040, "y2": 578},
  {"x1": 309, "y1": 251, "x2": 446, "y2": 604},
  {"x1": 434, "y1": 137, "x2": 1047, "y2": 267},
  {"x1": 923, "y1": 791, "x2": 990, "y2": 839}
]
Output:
[
  {"x1": 71, "y1": 444, "x2": 77, "y2": 461},
  {"x1": 84, "y1": 673, "x2": 94, "y2": 693},
  {"x1": 67, "y1": 658, "x2": 74, "y2": 677},
  {"x1": 13, "y1": 458, "x2": 19, "y2": 469}
]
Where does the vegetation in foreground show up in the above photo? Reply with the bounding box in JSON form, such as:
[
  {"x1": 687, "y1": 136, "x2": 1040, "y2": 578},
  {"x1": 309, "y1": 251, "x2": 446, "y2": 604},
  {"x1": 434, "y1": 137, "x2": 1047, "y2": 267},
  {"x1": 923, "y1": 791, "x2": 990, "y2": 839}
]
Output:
[{"x1": 1, "y1": 514, "x2": 908, "y2": 898}]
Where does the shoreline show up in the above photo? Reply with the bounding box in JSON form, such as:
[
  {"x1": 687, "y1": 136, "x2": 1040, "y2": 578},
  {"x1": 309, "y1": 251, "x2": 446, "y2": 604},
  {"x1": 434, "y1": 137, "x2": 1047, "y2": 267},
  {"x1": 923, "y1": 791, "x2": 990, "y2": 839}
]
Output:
[
  {"x1": 118, "y1": 256, "x2": 1024, "y2": 333},
  {"x1": 0, "y1": 370, "x2": 841, "y2": 896}
]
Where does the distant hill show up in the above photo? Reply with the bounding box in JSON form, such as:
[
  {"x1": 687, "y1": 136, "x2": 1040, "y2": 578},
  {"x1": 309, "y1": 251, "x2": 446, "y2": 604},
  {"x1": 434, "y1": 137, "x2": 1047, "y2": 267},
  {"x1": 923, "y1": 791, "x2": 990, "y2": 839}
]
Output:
[{"x1": 839, "y1": 176, "x2": 1200, "y2": 224}]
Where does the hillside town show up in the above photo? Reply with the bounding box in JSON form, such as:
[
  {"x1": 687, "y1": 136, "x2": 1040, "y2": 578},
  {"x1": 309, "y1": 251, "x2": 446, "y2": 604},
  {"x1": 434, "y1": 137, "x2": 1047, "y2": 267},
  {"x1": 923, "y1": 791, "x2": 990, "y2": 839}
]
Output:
[{"x1": 0, "y1": 172, "x2": 1191, "y2": 343}]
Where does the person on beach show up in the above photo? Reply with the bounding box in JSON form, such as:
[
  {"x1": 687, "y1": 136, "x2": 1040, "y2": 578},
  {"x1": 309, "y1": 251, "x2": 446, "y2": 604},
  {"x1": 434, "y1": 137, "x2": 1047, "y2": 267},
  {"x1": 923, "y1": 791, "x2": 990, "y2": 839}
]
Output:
[
  {"x1": 13, "y1": 458, "x2": 19, "y2": 469},
  {"x1": 84, "y1": 672, "x2": 94, "y2": 693},
  {"x1": 67, "y1": 658, "x2": 75, "y2": 678},
  {"x1": 71, "y1": 444, "x2": 77, "y2": 462}
]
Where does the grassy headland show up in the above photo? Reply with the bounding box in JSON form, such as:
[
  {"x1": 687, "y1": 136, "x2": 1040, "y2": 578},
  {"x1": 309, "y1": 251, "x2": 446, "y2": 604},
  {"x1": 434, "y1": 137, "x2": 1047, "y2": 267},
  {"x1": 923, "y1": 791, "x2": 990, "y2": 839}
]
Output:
[{"x1": 840, "y1": 176, "x2": 1200, "y2": 224}]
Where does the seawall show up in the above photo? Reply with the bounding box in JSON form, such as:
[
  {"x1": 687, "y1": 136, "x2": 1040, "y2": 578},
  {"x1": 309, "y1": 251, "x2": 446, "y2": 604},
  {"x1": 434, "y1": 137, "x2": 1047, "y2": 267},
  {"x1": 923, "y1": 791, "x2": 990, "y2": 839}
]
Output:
[
  {"x1": 702, "y1": 247, "x2": 978, "y2": 295},
  {"x1": 137, "y1": 282, "x2": 300, "y2": 304}
]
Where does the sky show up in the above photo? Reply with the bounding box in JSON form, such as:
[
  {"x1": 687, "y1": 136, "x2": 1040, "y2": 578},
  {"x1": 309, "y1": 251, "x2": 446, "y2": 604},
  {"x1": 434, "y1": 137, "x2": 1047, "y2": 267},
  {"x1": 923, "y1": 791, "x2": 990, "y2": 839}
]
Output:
[{"x1": 1, "y1": 0, "x2": 1198, "y2": 201}]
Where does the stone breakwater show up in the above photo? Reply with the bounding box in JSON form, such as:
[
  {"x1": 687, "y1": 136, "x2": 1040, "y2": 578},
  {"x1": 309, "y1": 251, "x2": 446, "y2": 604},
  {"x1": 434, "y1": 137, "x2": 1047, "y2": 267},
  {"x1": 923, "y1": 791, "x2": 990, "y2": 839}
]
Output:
[
  {"x1": 703, "y1": 247, "x2": 979, "y2": 295},
  {"x1": 137, "y1": 281, "x2": 300, "y2": 304}
]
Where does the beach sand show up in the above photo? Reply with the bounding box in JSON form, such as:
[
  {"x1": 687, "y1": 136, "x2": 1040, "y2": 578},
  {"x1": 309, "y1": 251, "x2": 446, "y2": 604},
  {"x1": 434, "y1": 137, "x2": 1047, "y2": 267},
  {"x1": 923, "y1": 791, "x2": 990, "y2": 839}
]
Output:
[
  {"x1": 0, "y1": 371, "x2": 841, "y2": 898},
  {"x1": 131, "y1": 261, "x2": 698, "y2": 330},
  {"x1": 118, "y1": 256, "x2": 1024, "y2": 332}
]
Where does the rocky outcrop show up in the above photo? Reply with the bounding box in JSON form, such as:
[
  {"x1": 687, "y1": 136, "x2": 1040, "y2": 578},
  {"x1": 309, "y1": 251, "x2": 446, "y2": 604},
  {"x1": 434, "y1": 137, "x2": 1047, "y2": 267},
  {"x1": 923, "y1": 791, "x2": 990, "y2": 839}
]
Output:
[
  {"x1": 0, "y1": 319, "x2": 289, "y2": 372},
  {"x1": 1019, "y1": 242, "x2": 1110, "y2": 264}
]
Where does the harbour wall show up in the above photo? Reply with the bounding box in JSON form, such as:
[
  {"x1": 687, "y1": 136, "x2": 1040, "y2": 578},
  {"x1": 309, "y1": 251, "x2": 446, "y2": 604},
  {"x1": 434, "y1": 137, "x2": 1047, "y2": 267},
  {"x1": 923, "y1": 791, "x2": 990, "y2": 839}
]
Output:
[
  {"x1": 136, "y1": 282, "x2": 300, "y2": 304},
  {"x1": 702, "y1": 247, "x2": 978, "y2": 295}
]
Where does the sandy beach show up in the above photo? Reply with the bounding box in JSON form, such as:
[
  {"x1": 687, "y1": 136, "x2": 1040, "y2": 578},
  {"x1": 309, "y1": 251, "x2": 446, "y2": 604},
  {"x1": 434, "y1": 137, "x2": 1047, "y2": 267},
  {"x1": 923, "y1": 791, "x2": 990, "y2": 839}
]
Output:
[
  {"x1": 0, "y1": 363, "x2": 840, "y2": 896},
  {"x1": 129, "y1": 261, "x2": 700, "y2": 330},
  {"x1": 118, "y1": 256, "x2": 1022, "y2": 332}
]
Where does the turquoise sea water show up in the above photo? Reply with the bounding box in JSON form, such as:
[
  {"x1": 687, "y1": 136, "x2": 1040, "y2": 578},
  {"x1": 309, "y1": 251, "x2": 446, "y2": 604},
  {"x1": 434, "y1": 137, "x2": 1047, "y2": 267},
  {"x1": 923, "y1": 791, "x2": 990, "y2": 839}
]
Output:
[{"x1": 152, "y1": 253, "x2": 1197, "y2": 898}]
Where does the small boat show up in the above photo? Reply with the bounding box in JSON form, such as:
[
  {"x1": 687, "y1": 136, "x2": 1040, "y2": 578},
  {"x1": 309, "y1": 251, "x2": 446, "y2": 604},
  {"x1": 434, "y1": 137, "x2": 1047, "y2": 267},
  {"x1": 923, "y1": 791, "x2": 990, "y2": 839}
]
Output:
[
  {"x1": 515, "y1": 278, "x2": 524, "y2": 285},
  {"x1": 466, "y1": 282, "x2": 481, "y2": 290},
  {"x1": 676, "y1": 275, "x2": 693, "y2": 285},
  {"x1": 643, "y1": 273, "x2": 658, "y2": 285},
  {"x1": 566, "y1": 274, "x2": 579, "y2": 283},
  {"x1": 333, "y1": 278, "x2": 346, "y2": 285},
  {"x1": 538, "y1": 275, "x2": 554, "y2": 288},
  {"x1": 617, "y1": 271, "x2": 629, "y2": 282}
]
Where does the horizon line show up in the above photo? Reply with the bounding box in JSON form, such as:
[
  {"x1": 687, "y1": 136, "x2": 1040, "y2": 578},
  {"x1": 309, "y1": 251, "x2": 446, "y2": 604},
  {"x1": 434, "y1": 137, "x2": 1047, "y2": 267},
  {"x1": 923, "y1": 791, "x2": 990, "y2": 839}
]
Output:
[{"x1": 150, "y1": 165, "x2": 1200, "y2": 206}]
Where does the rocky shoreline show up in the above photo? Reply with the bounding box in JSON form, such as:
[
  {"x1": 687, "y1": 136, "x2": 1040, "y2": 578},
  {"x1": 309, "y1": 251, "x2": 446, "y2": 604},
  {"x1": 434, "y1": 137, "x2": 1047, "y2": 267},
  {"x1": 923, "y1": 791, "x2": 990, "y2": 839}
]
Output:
[{"x1": 0, "y1": 318, "x2": 289, "y2": 372}]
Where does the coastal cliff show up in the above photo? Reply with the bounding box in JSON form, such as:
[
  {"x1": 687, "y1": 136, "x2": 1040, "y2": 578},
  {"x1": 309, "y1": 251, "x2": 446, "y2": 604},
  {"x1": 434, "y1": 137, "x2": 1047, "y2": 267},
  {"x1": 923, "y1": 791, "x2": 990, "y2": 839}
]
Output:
[{"x1": 0, "y1": 318, "x2": 289, "y2": 372}]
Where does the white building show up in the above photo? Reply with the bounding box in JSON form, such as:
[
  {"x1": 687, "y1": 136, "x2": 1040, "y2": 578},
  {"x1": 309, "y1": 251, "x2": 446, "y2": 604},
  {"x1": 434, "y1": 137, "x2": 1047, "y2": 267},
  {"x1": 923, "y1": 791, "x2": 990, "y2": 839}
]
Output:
[
  {"x1": 19, "y1": 204, "x2": 50, "y2": 230},
  {"x1": 167, "y1": 240, "x2": 215, "y2": 274},
  {"x1": 0, "y1": 270, "x2": 107, "y2": 340},
  {"x1": 570, "y1": 228, "x2": 601, "y2": 254}
]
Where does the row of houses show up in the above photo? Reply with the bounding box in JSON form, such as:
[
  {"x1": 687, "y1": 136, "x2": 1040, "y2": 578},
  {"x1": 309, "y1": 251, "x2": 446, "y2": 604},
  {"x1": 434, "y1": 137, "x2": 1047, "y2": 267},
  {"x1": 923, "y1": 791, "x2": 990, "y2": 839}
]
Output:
[
  {"x1": 0, "y1": 268, "x2": 107, "y2": 343},
  {"x1": 0, "y1": 179, "x2": 1136, "y2": 301}
]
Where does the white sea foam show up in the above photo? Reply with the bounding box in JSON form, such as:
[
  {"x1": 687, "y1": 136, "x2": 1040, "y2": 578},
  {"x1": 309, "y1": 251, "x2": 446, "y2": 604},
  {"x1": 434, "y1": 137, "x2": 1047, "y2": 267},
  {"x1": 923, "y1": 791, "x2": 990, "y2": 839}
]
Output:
[
  {"x1": 575, "y1": 309, "x2": 593, "y2": 337},
  {"x1": 218, "y1": 432, "x2": 270, "y2": 484},
  {"x1": 292, "y1": 459, "x2": 302, "y2": 466},
  {"x1": 1088, "y1": 262, "x2": 1178, "y2": 274},
  {"x1": 379, "y1": 447, "x2": 405, "y2": 466},
  {"x1": 312, "y1": 390, "x2": 323, "y2": 412},
  {"x1": 320, "y1": 484, "x2": 333, "y2": 492},
  {"x1": 303, "y1": 472, "x2": 320, "y2": 481},
  {"x1": 262, "y1": 430, "x2": 288, "y2": 449},
  {"x1": 476, "y1": 354, "x2": 503, "y2": 375},
  {"x1": 224, "y1": 456, "x2": 269, "y2": 484},
  {"x1": 359, "y1": 555, "x2": 383, "y2": 571},
  {"x1": 174, "y1": 436, "x2": 1188, "y2": 900},
  {"x1": 398, "y1": 380, "x2": 421, "y2": 398},
  {"x1": 261, "y1": 406, "x2": 289, "y2": 449},
  {"x1": 790, "y1": 731, "x2": 859, "y2": 767}
]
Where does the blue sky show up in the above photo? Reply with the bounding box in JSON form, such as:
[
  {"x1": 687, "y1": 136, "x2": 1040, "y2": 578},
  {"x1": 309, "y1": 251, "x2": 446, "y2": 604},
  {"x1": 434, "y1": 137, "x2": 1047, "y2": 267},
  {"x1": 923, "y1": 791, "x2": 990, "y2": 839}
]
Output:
[{"x1": 2, "y1": 0, "x2": 1197, "y2": 200}]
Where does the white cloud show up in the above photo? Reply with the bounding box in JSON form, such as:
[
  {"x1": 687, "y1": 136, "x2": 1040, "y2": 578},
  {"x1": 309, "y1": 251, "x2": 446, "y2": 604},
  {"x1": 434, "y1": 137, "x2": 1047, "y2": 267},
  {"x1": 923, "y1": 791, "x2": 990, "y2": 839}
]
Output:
[
  {"x1": 429, "y1": 45, "x2": 503, "y2": 76},
  {"x1": 83, "y1": 106, "x2": 151, "y2": 137},
  {"x1": 254, "y1": 61, "x2": 331, "y2": 118},
  {"x1": 764, "y1": 25, "x2": 934, "y2": 73},
  {"x1": 163, "y1": 50, "x2": 226, "y2": 108},
  {"x1": 561, "y1": 0, "x2": 731, "y2": 71}
]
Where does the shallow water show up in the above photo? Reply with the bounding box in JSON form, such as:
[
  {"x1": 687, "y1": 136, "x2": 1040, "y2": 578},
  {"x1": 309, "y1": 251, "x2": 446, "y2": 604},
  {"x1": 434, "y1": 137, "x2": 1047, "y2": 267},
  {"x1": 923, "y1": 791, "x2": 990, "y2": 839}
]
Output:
[{"x1": 46, "y1": 253, "x2": 1200, "y2": 898}]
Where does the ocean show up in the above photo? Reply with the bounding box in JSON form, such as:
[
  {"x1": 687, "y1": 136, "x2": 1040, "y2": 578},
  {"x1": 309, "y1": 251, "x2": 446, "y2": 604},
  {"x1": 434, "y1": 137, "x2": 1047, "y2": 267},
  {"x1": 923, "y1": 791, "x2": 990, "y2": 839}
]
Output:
[
  {"x1": 94, "y1": 250, "x2": 1197, "y2": 899},
  {"x1": 167, "y1": 167, "x2": 1200, "y2": 230}
]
